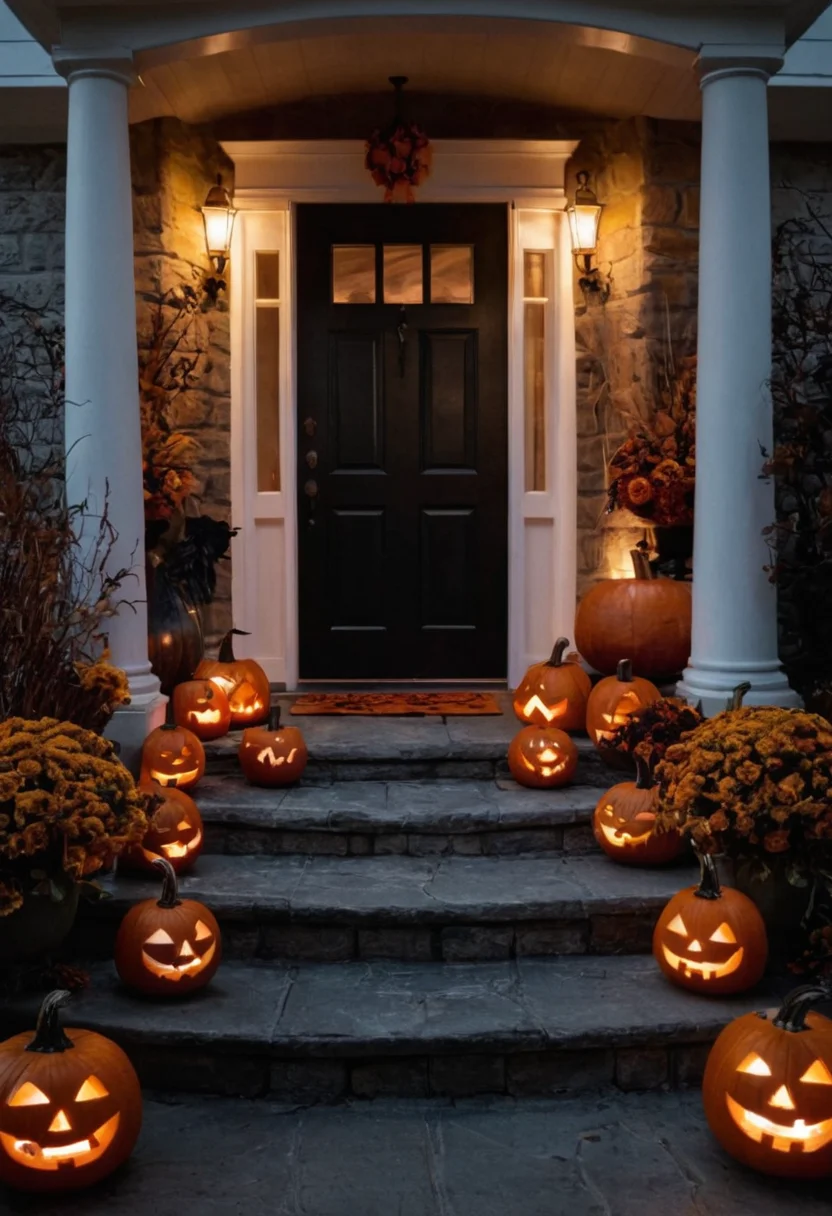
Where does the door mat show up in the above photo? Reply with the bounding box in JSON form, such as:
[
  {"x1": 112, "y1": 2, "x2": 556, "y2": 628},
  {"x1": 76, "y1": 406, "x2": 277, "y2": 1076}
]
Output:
[{"x1": 290, "y1": 692, "x2": 503, "y2": 716}]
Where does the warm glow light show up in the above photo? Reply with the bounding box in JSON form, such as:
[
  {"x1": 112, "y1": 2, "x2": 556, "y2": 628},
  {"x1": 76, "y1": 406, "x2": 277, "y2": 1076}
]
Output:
[
  {"x1": 255, "y1": 745, "x2": 298, "y2": 767},
  {"x1": 521, "y1": 695, "x2": 568, "y2": 723},
  {"x1": 149, "y1": 767, "x2": 200, "y2": 786},
  {"x1": 726, "y1": 1095, "x2": 832, "y2": 1153},
  {"x1": 661, "y1": 942, "x2": 745, "y2": 982},
  {"x1": 738, "y1": 1053, "x2": 771, "y2": 1077},
  {"x1": 209, "y1": 675, "x2": 236, "y2": 695},
  {"x1": 0, "y1": 1115, "x2": 120, "y2": 1172},
  {"x1": 201, "y1": 176, "x2": 236, "y2": 268},
  {"x1": 8, "y1": 1083, "x2": 49, "y2": 1107},
  {"x1": 802, "y1": 1060, "x2": 832, "y2": 1085},
  {"x1": 598, "y1": 820, "x2": 654, "y2": 849},
  {"x1": 75, "y1": 1077, "x2": 109, "y2": 1102},
  {"x1": 567, "y1": 203, "x2": 602, "y2": 255},
  {"x1": 141, "y1": 939, "x2": 216, "y2": 981},
  {"x1": 190, "y1": 707, "x2": 222, "y2": 726},
  {"x1": 159, "y1": 828, "x2": 203, "y2": 860}
]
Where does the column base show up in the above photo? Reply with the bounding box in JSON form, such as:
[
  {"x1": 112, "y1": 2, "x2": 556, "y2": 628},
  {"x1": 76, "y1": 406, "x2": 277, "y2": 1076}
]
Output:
[
  {"x1": 105, "y1": 692, "x2": 168, "y2": 777},
  {"x1": 676, "y1": 664, "x2": 802, "y2": 717}
]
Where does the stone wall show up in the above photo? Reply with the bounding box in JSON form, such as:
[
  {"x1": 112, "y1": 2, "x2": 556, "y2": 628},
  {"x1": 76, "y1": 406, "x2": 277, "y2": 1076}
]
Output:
[{"x1": 0, "y1": 145, "x2": 64, "y2": 314}]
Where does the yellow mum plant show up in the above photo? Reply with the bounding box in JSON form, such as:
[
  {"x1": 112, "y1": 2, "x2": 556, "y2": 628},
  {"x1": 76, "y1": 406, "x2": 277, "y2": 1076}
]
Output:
[{"x1": 0, "y1": 718, "x2": 148, "y2": 917}]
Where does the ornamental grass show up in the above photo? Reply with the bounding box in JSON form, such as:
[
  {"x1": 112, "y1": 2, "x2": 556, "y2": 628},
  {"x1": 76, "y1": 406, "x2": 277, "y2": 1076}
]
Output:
[{"x1": 0, "y1": 718, "x2": 148, "y2": 917}]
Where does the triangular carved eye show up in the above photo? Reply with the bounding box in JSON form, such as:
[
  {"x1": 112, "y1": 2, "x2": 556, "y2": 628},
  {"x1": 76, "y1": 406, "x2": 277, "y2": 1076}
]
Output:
[
  {"x1": 177, "y1": 820, "x2": 191, "y2": 831},
  {"x1": 145, "y1": 928, "x2": 175, "y2": 946},
  {"x1": 709, "y1": 923, "x2": 737, "y2": 944},
  {"x1": 801, "y1": 1059, "x2": 832, "y2": 1086},
  {"x1": 667, "y1": 914, "x2": 688, "y2": 936},
  {"x1": 194, "y1": 920, "x2": 212, "y2": 941},
  {"x1": 75, "y1": 1076, "x2": 109, "y2": 1102},
  {"x1": 737, "y1": 1053, "x2": 771, "y2": 1076},
  {"x1": 8, "y1": 1082, "x2": 49, "y2": 1107}
]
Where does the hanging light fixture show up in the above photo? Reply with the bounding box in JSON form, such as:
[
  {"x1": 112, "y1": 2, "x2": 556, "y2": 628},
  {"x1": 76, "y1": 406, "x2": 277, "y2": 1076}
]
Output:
[
  {"x1": 201, "y1": 174, "x2": 236, "y2": 293},
  {"x1": 566, "y1": 170, "x2": 608, "y2": 300}
]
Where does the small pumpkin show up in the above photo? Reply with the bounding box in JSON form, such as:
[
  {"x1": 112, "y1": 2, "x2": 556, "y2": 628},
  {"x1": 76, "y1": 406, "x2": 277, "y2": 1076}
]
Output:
[
  {"x1": 120, "y1": 781, "x2": 204, "y2": 875},
  {"x1": 115, "y1": 858, "x2": 221, "y2": 998},
  {"x1": 507, "y1": 725, "x2": 579, "y2": 789},
  {"x1": 172, "y1": 679, "x2": 231, "y2": 741},
  {"x1": 593, "y1": 751, "x2": 684, "y2": 866},
  {"x1": 703, "y1": 982, "x2": 832, "y2": 1178},
  {"x1": 238, "y1": 706, "x2": 308, "y2": 787},
  {"x1": 512, "y1": 637, "x2": 591, "y2": 731},
  {"x1": 140, "y1": 721, "x2": 205, "y2": 790},
  {"x1": 575, "y1": 547, "x2": 691, "y2": 678},
  {"x1": 652, "y1": 853, "x2": 768, "y2": 996},
  {"x1": 195, "y1": 628, "x2": 270, "y2": 728},
  {"x1": 0, "y1": 990, "x2": 142, "y2": 1193},
  {"x1": 586, "y1": 658, "x2": 661, "y2": 759}
]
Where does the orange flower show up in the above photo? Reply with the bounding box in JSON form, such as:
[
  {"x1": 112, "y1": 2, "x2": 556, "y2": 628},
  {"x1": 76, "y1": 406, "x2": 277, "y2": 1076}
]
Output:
[
  {"x1": 763, "y1": 830, "x2": 790, "y2": 853},
  {"x1": 625, "y1": 476, "x2": 653, "y2": 506}
]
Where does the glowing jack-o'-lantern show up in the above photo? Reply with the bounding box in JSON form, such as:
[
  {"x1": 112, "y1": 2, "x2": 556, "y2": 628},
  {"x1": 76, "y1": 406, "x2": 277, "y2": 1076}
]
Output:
[
  {"x1": 507, "y1": 725, "x2": 579, "y2": 789},
  {"x1": 120, "y1": 781, "x2": 204, "y2": 875},
  {"x1": 592, "y1": 752, "x2": 684, "y2": 866},
  {"x1": 585, "y1": 659, "x2": 660, "y2": 761},
  {"x1": 140, "y1": 721, "x2": 205, "y2": 791},
  {"x1": 0, "y1": 990, "x2": 142, "y2": 1193},
  {"x1": 652, "y1": 853, "x2": 768, "y2": 995},
  {"x1": 114, "y1": 858, "x2": 221, "y2": 998},
  {"x1": 703, "y1": 982, "x2": 832, "y2": 1178},
  {"x1": 172, "y1": 679, "x2": 231, "y2": 741},
  {"x1": 512, "y1": 637, "x2": 591, "y2": 731},
  {"x1": 238, "y1": 706, "x2": 308, "y2": 787},
  {"x1": 195, "y1": 629, "x2": 270, "y2": 728}
]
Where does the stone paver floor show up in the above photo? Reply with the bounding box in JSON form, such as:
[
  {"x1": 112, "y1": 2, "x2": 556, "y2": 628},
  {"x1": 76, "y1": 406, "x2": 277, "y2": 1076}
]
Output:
[{"x1": 5, "y1": 1091, "x2": 829, "y2": 1215}]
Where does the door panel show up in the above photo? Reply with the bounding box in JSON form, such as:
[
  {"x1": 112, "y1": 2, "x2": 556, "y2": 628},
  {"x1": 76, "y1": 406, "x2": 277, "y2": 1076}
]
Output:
[{"x1": 297, "y1": 203, "x2": 507, "y2": 679}]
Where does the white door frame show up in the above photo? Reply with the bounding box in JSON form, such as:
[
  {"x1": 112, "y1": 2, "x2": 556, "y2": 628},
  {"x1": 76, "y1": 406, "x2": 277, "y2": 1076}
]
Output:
[{"x1": 225, "y1": 139, "x2": 578, "y2": 689}]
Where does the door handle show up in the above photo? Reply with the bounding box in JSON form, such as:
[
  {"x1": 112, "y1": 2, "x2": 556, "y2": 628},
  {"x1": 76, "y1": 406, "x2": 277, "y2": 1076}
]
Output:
[
  {"x1": 304, "y1": 479, "x2": 318, "y2": 527},
  {"x1": 306, "y1": 450, "x2": 318, "y2": 469}
]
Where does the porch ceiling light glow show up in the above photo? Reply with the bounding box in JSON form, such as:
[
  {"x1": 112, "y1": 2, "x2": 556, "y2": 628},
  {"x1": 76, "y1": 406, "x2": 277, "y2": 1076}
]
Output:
[
  {"x1": 567, "y1": 171, "x2": 607, "y2": 300},
  {"x1": 201, "y1": 175, "x2": 236, "y2": 275}
]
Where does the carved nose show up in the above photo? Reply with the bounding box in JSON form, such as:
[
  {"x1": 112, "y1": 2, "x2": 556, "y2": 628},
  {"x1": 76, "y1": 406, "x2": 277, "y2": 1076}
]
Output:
[
  {"x1": 769, "y1": 1085, "x2": 795, "y2": 1110},
  {"x1": 49, "y1": 1110, "x2": 71, "y2": 1133},
  {"x1": 688, "y1": 940, "x2": 703, "y2": 953}
]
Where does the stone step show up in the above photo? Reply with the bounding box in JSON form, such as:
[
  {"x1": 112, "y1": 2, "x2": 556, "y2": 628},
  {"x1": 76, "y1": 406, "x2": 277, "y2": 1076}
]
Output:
[
  {"x1": 196, "y1": 776, "x2": 603, "y2": 857},
  {"x1": 69, "y1": 852, "x2": 694, "y2": 963},
  {"x1": 0, "y1": 957, "x2": 789, "y2": 1102}
]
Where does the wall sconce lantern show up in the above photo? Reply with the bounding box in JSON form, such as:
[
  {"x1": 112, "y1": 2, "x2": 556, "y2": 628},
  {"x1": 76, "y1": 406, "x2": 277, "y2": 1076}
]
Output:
[
  {"x1": 567, "y1": 170, "x2": 608, "y2": 301},
  {"x1": 201, "y1": 174, "x2": 236, "y2": 301}
]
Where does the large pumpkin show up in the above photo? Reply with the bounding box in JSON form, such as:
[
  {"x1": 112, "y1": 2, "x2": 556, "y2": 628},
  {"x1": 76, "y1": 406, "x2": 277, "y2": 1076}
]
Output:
[
  {"x1": 195, "y1": 629, "x2": 270, "y2": 728},
  {"x1": 146, "y1": 559, "x2": 204, "y2": 696},
  {"x1": 0, "y1": 990, "x2": 142, "y2": 1193},
  {"x1": 120, "y1": 781, "x2": 204, "y2": 875},
  {"x1": 115, "y1": 858, "x2": 221, "y2": 998},
  {"x1": 593, "y1": 752, "x2": 684, "y2": 866},
  {"x1": 585, "y1": 659, "x2": 661, "y2": 756},
  {"x1": 238, "y1": 707, "x2": 308, "y2": 787},
  {"x1": 575, "y1": 548, "x2": 691, "y2": 678},
  {"x1": 512, "y1": 637, "x2": 590, "y2": 731},
  {"x1": 507, "y1": 726, "x2": 578, "y2": 789},
  {"x1": 172, "y1": 679, "x2": 231, "y2": 741},
  {"x1": 140, "y1": 721, "x2": 205, "y2": 790},
  {"x1": 652, "y1": 853, "x2": 768, "y2": 996},
  {"x1": 703, "y1": 982, "x2": 832, "y2": 1178}
]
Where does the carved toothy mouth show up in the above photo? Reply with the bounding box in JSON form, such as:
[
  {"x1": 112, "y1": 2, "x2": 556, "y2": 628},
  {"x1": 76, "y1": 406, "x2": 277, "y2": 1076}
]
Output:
[
  {"x1": 148, "y1": 768, "x2": 200, "y2": 786},
  {"x1": 661, "y1": 943, "x2": 744, "y2": 981},
  {"x1": 0, "y1": 1114, "x2": 120, "y2": 1172},
  {"x1": 141, "y1": 939, "x2": 216, "y2": 981},
  {"x1": 598, "y1": 822, "x2": 654, "y2": 849},
  {"x1": 156, "y1": 828, "x2": 203, "y2": 860},
  {"x1": 726, "y1": 1094, "x2": 832, "y2": 1153}
]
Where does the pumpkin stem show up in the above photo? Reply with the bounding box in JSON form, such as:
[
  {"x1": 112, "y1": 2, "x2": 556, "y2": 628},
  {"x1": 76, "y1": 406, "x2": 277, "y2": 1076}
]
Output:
[
  {"x1": 26, "y1": 990, "x2": 74, "y2": 1054},
  {"x1": 694, "y1": 851, "x2": 722, "y2": 901},
  {"x1": 630, "y1": 549, "x2": 655, "y2": 580},
  {"x1": 152, "y1": 857, "x2": 182, "y2": 909},
  {"x1": 546, "y1": 638, "x2": 570, "y2": 668},
  {"x1": 218, "y1": 628, "x2": 251, "y2": 663},
  {"x1": 772, "y1": 982, "x2": 832, "y2": 1033},
  {"x1": 633, "y1": 750, "x2": 655, "y2": 790},
  {"x1": 616, "y1": 658, "x2": 633, "y2": 683},
  {"x1": 268, "y1": 704, "x2": 281, "y2": 731},
  {"x1": 729, "y1": 682, "x2": 752, "y2": 711}
]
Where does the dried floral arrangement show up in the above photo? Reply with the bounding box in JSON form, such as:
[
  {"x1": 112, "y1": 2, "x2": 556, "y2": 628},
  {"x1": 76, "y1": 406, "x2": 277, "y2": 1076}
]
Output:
[
  {"x1": 607, "y1": 353, "x2": 696, "y2": 526},
  {"x1": 603, "y1": 696, "x2": 703, "y2": 764},
  {"x1": 0, "y1": 719, "x2": 148, "y2": 917},
  {"x1": 365, "y1": 77, "x2": 431, "y2": 203},
  {"x1": 0, "y1": 296, "x2": 130, "y2": 732}
]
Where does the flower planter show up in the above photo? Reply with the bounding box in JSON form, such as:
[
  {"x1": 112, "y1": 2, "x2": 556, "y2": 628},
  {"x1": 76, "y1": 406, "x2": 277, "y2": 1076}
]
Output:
[
  {"x1": 729, "y1": 857, "x2": 812, "y2": 974},
  {"x1": 0, "y1": 876, "x2": 79, "y2": 965}
]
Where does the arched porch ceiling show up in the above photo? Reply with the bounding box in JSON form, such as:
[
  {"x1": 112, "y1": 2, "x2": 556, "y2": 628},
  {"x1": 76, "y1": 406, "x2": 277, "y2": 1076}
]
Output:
[{"x1": 129, "y1": 15, "x2": 700, "y2": 125}]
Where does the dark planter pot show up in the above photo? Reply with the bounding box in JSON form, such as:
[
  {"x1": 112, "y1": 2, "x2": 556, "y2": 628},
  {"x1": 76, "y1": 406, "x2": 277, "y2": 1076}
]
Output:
[
  {"x1": 146, "y1": 561, "x2": 205, "y2": 695},
  {"x1": 0, "y1": 876, "x2": 80, "y2": 965},
  {"x1": 654, "y1": 525, "x2": 693, "y2": 581},
  {"x1": 731, "y1": 856, "x2": 812, "y2": 974}
]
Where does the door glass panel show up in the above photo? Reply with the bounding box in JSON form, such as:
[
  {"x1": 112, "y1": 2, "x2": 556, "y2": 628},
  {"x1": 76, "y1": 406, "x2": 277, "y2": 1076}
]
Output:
[
  {"x1": 430, "y1": 245, "x2": 474, "y2": 304},
  {"x1": 256, "y1": 251, "x2": 280, "y2": 301},
  {"x1": 333, "y1": 245, "x2": 376, "y2": 304},
  {"x1": 383, "y1": 245, "x2": 423, "y2": 304},
  {"x1": 256, "y1": 305, "x2": 280, "y2": 491},
  {"x1": 523, "y1": 252, "x2": 547, "y2": 492}
]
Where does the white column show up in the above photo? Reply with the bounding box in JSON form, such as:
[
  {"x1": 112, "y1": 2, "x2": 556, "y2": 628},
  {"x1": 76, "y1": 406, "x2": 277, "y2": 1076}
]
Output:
[
  {"x1": 677, "y1": 52, "x2": 800, "y2": 715},
  {"x1": 54, "y1": 49, "x2": 166, "y2": 767}
]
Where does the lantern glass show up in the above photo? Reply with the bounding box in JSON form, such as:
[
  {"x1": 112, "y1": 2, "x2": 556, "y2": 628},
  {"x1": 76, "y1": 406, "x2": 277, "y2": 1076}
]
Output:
[
  {"x1": 567, "y1": 202, "x2": 602, "y2": 256},
  {"x1": 202, "y1": 205, "x2": 236, "y2": 261}
]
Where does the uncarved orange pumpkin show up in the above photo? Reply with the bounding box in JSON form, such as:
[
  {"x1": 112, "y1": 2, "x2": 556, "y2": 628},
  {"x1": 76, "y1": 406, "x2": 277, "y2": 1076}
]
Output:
[
  {"x1": 586, "y1": 659, "x2": 661, "y2": 757},
  {"x1": 238, "y1": 707, "x2": 308, "y2": 787},
  {"x1": 507, "y1": 726, "x2": 578, "y2": 789},
  {"x1": 703, "y1": 982, "x2": 832, "y2": 1178},
  {"x1": 195, "y1": 629, "x2": 270, "y2": 729},
  {"x1": 593, "y1": 752, "x2": 684, "y2": 866},
  {"x1": 172, "y1": 679, "x2": 231, "y2": 741},
  {"x1": 121, "y1": 781, "x2": 204, "y2": 875},
  {"x1": 140, "y1": 721, "x2": 205, "y2": 790},
  {"x1": 512, "y1": 637, "x2": 591, "y2": 731},
  {"x1": 575, "y1": 548, "x2": 691, "y2": 678}
]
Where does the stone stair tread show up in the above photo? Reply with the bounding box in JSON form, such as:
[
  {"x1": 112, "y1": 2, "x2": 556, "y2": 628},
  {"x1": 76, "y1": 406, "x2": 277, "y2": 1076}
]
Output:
[
  {"x1": 1, "y1": 956, "x2": 786, "y2": 1058},
  {"x1": 195, "y1": 776, "x2": 601, "y2": 833},
  {"x1": 98, "y1": 852, "x2": 694, "y2": 923}
]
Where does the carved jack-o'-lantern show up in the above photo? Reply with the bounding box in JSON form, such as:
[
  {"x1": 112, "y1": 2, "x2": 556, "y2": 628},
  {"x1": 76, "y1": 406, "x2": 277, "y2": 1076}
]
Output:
[
  {"x1": 114, "y1": 858, "x2": 221, "y2": 998},
  {"x1": 140, "y1": 722, "x2": 205, "y2": 791},
  {"x1": 172, "y1": 680, "x2": 231, "y2": 742},
  {"x1": 703, "y1": 982, "x2": 832, "y2": 1178},
  {"x1": 238, "y1": 707, "x2": 308, "y2": 787},
  {"x1": 120, "y1": 781, "x2": 204, "y2": 875},
  {"x1": 652, "y1": 853, "x2": 768, "y2": 995},
  {"x1": 507, "y1": 726, "x2": 579, "y2": 789},
  {"x1": 585, "y1": 659, "x2": 661, "y2": 760},
  {"x1": 195, "y1": 629, "x2": 270, "y2": 728},
  {"x1": 0, "y1": 990, "x2": 142, "y2": 1193},
  {"x1": 512, "y1": 637, "x2": 591, "y2": 731},
  {"x1": 593, "y1": 752, "x2": 684, "y2": 866}
]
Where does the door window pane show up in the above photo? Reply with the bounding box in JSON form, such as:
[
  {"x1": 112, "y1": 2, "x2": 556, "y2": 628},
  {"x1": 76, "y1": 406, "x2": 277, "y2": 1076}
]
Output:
[
  {"x1": 523, "y1": 252, "x2": 547, "y2": 492},
  {"x1": 256, "y1": 251, "x2": 280, "y2": 300},
  {"x1": 256, "y1": 305, "x2": 280, "y2": 491},
  {"x1": 383, "y1": 245, "x2": 423, "y2": 303},
  {"x1": 430, "y1": 245, "x2": 474, "y2": 304},
  {"x1": 333, "y1": 246, "x2": 376, "y2": 304}
]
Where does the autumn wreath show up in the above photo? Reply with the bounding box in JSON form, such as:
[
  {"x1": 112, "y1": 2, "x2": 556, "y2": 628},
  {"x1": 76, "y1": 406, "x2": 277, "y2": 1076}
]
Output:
[{"x1": 366, "y1": 121, "x2": 432, "y2": 203}]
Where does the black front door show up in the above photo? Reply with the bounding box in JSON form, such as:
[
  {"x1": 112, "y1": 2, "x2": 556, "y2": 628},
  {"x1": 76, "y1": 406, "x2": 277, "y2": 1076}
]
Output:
[{"x1": 297, "y1": 203, "x2": 508, "y2": 680}]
